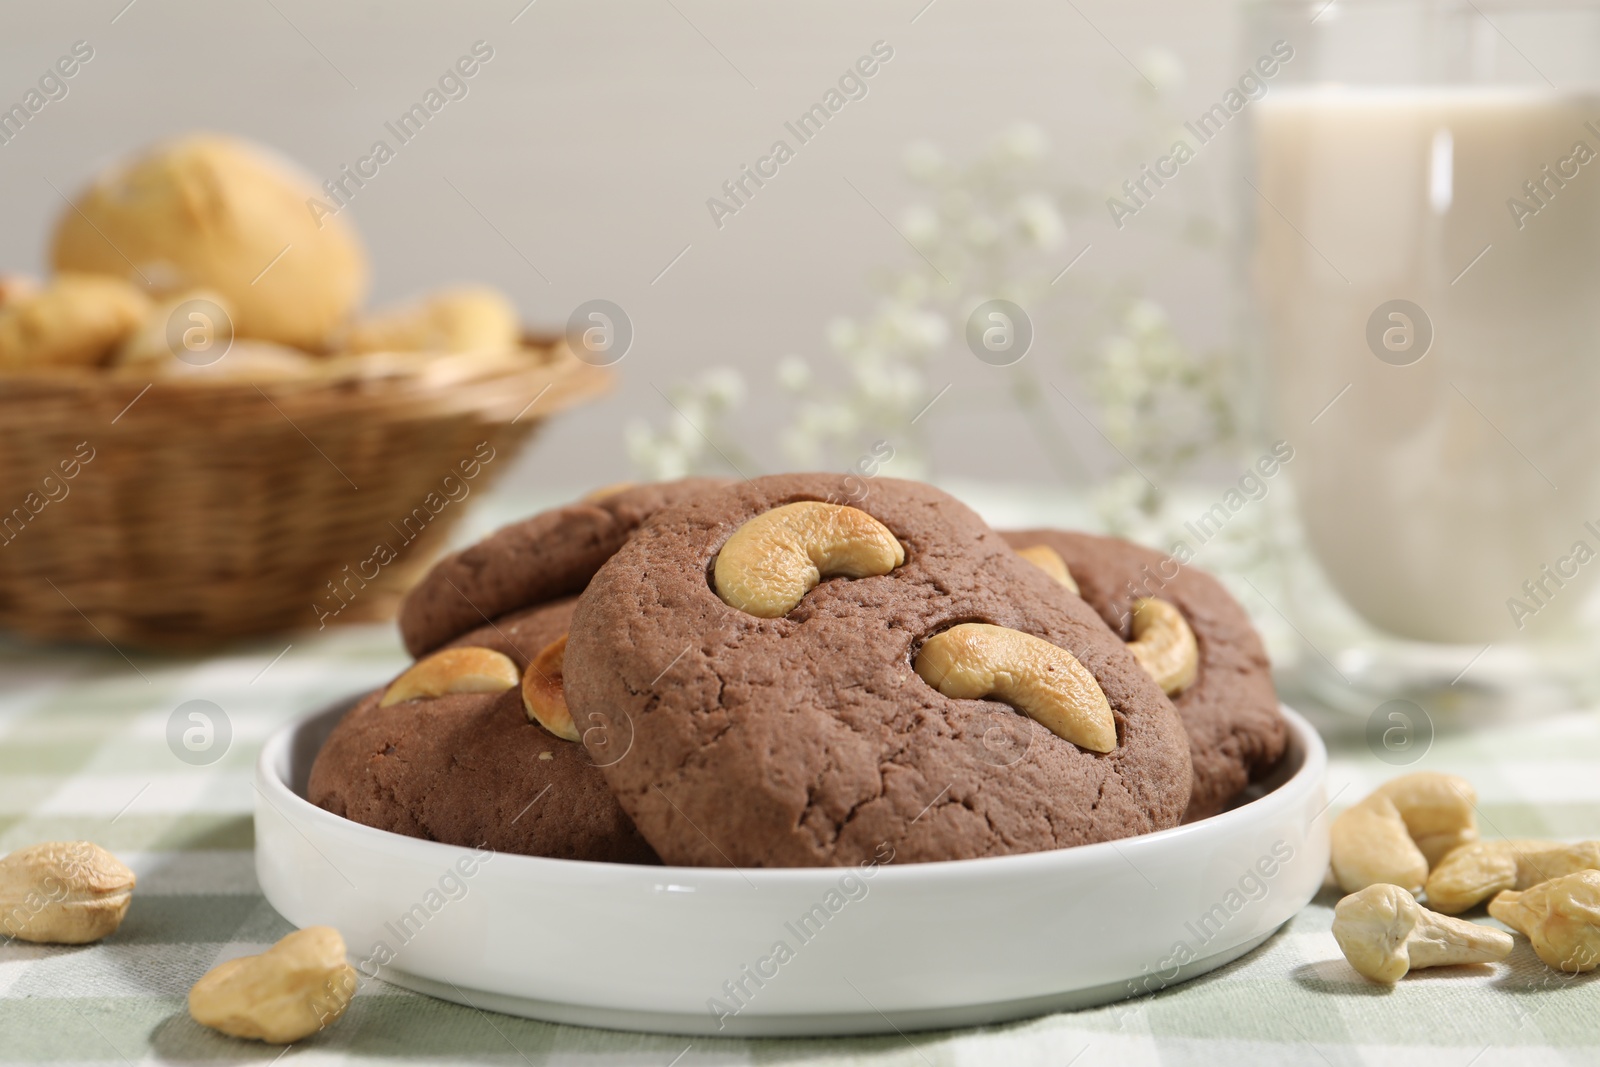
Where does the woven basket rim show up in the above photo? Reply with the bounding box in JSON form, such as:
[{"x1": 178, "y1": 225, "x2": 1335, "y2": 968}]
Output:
[{"x1": 0, "y1": 334, "x2": 612, "y2": 424}]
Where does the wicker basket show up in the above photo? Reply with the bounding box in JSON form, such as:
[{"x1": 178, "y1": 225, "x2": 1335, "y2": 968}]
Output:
[{"x1": 0, "y1": 338, "x2": 610, "y2": 649}]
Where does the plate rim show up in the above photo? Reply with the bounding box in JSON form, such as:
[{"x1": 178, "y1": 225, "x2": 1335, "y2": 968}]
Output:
[{"x1": 256, "y1": 701, "x2": 1327, "y2": 883}]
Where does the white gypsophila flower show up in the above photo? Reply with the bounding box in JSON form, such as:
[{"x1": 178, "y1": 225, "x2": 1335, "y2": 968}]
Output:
[
  {"x1": 652, "y1": 447, "x2": 691, "y2": 480},
  {"x1": 623, "y1": 420, "x2": 655, "y2": 465},
  {"x1": 1098, "y1": 338, "x2": 1150, "y2": 415},
  {"x1": 1015, "y1": 193, "x2": 1065, "y2": 249},
  {"x1": 827, "y1": 316, "x2": 860, "y2": 354},
  {"x1": 776, "y1": 355, "x2": 811, "y2": 392},
  {"x1": 873, "y1": 304, "x2": 915, "y2": 350},
  {"x1": 854, "y1": 363, "x2": 896, "y2": 405},
  {"x1": 1137, "y1": 47, "x2": 1185, "y2": 93},
  {"x1": 903, "y1": 140, "x2": 944, "y2": 181},
  {"x1": 846, "y1": 334, "x2": 888, "y2": 373},
  {"x1": 997, "y1": 121, "x2": 1047, "y2": 162},
  {"x1": 1126, "y1": 298, "x2": 1168, "y2": 334},
  {"x1": 901, "y1": 203, "x2": 940, "y2": 245},
  {"x1": 668, "y1": 401, "x2": 707, "y2": 452},
  {"x1": 893, "y1": 272, "x2": 933, "y2": 304},
  {"x1": 625, "y1": 421, "x2": 689, "y2": 481},
  {"x1": 898, "y1": 308, "x2": 950, "y2": 351},
  {"x1": 885, "y1": 363, "x2": 924, "y2": 408},
  {"x1": 1103, "y1": 404, "x2": 1135, "y2": 447},
  {"x1": 817, "y1": 401, "x2": 858, "y2": 438},
  {"x1": 1092, "y1": 471, "x2": 1153, "y2": 535},
  {"x1": 700, "y1": 366, "x2": 746, "y2": 410}
]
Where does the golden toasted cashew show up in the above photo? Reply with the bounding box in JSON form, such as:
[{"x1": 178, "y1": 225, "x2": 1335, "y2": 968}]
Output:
[
  {"x1": 1333, "y1": 883, "x2": 1512, "y2": 982},
  {"x1": 1423, "y1": 839, "x2": 1595, "y2": 914},
  {"x1": 1489, "y1": 870, "x2": 1600, "y2": 973},
  {"x1": 341, "y1": 285, "x2": 518, "y2": 355},
  {"x1": 1126, "y1": 598, "x2": 1198, "y2": 696},
  {"x1": 1015, "y1": 544, "x2": 1079, "y2": 594},
  {"x1": 0, "y1": 841, "x2": 135, "y2": 944},
  {"x1": 915, "y1": 623, "x2": 1117, "y2": 753},
  {"x1": 380, "y1": 647, "x2": 520, "y2": 707},
  {"x1": 0, "y1": 273, "x2": 150, "y2": 370},
  {"x1": 0, "y1": 273, "x2": 39, "y2": 308},
  {"x1": 1372, "y1": 772, "x2": 1478, "y2": 867},
  {"x1": 522, "y1": 634, "x2": 579, "y2": 742},
  {"x1": 713, "y1": 501, "x2": 904, "y2": 617},
  {"x1": 188, "y1": 926, "x2": 357, "y2": 1043},
  {"x1": 1330, "y1": 794, "x2": 1429, "y2": 895}
]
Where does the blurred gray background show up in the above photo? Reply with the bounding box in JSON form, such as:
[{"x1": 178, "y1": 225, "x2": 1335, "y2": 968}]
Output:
[{"x1": 0, "y1": 0, "x2": 1247, "y2": 493}]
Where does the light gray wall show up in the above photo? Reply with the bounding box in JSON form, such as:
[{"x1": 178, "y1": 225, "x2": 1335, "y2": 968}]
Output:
[{"x1": 0, "y1": 0, "x2": 1247, "y2": 492}]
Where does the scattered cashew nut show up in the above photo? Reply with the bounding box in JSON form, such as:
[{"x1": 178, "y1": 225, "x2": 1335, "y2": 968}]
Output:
[
  {"x1": 0, "y1": 841, "x2": 135, "y2": 944},
  {"x1": 1372, "y1": 772, "x2": 1479, "y2": 867},
  {"x1": 914, "y1": 622, "x2": 1117, "y2": 753},
  {"x1": 1332, "y1": 883, "x2": 1513, "y2": 982},
  {"x1": 1489, "y1": 869, "x2": 1600, "y2": 973},
  {"x1": 1015, "y1": 544, "x2": 1079, "y2": 594},
  {"x1": 1330, "y1": 794, "x2": 1429, "y2": 895},
  {"x1": 380, "y1": 647, "x2": 520, "y2": 707},
  {"x1": 1427, "y1": 839, "x2": 1600, "y2": 914},
  {"x1": 189, "y1": 925, "x2": 357, "y2": 1044},
  {"x1": 1126, "y1": 598, "x2": 1198, "y2": 697},
  {"x1": 522, "y1": 634, "x2": 579, "y2": 742},
  {"x1": 713, "y1": 501, "x2": 905, "y2": 618}
]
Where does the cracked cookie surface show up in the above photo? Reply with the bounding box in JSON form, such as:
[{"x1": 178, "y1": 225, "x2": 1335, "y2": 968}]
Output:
[
  {"x1": 1002, "y1": 529, "x2": 1286, "y2": 820},
  {"x1": 309, "y1": 598, "x2": 659, "y2": 863},
  {"x1": 398, "y1": 478, "x2": 731, "y2": 657},
  {"x1": 565, "y1": 474, "x2": 1192, "y2": 867}
]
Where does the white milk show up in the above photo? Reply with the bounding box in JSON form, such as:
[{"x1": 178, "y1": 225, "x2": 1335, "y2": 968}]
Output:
[{"x1": 1253, "y1": 87, "x2": 1600, "y2": 644}]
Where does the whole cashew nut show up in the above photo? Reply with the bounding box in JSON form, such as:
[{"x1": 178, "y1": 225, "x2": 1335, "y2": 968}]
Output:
[
  {"x1": 1427, "y1": 839, "x2": 1600, "y2": 914},
  {"x1": 1330, "y1": 794, "x2": 1429, "y2": 895},
  {"x1": 914, "y1": 622, "x2": 1117, "y2": 753},
  {"x1": 1010, "y1": 543, "x2": 1196, "y2": 698},
  {"x1": 0, "y1": 841, "x2": 135, "y2": 944},
  {"x1": 188, "y1": 925, "x2": 358, "y2": 1043},
  {"x1": 1333, "y1": 883, "x2": 1512, "y2": 982},
  {"x1": 522, "y1": 634, "x2": 580, "y2": 741},
  {"x1": 380, "y1": 647, "x2": 520, "y2": 707},
  {"x1": 1372, "y1": 772, "x2": 1479, "y2": 867},
  {"x1": 1126, "y1": 598, "x2": 1198, "y2": 697},
  {"x1": 1015, "y1": 544, "x2": 1079, "y2": 594},
  {"x1": 713, "y1": 501, "x2": 905, "y2": 618},
  {"x1": 1489, "y1": 869, "x2": 1600, "y2": 973}
]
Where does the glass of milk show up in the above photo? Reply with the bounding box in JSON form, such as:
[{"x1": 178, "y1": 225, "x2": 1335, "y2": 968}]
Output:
[{"x1": 1247, "y1": 1, "x2": 1600, "y2": 717}]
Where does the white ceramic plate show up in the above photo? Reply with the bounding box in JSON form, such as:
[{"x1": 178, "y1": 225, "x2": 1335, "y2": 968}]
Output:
[{"x1": 257, "y1": 701, "x2": 1328, "y2": 1037}]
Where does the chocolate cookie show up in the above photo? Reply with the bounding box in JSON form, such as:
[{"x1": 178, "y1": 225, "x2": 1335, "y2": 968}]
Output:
[
  {"x1": 565, "y1": 474, "x2": 1193, "y2": 868},
  {"x1": 1002, "y1": 529, "x2": 1286, "y2": 820},
  {"x1": 309, "y1": 598, "x2": 658, "y2": 863},
  {"x1": 398, "y1": 478, "x2": 731, "y2": 657}
]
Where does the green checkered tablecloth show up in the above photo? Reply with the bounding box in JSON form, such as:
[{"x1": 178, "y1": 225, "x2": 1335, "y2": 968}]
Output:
[{"x1": 4, "y1": 487, "x2": 1600, "y2": 1066}]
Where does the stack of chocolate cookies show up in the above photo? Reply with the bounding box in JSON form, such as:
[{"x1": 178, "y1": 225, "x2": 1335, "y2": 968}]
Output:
[{"x1": 308, "y1": 475, "x2": 1287, "y2": 867}]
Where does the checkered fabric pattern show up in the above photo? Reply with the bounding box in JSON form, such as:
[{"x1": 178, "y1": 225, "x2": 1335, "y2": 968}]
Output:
[{"x1": 4, "y1": 488, "x2": 1600, "y2": 1066}]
